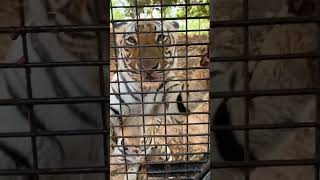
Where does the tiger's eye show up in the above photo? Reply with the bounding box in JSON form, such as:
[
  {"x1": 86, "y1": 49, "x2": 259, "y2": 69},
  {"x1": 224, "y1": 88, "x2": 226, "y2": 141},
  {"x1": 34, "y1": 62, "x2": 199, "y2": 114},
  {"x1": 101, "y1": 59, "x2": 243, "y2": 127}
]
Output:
[
  {"x1": 157, "y1": 34, "x2": 167, "y2": 42},
  {"x1": 127, "y1": 36, "x2": 137, "y2": 44}
]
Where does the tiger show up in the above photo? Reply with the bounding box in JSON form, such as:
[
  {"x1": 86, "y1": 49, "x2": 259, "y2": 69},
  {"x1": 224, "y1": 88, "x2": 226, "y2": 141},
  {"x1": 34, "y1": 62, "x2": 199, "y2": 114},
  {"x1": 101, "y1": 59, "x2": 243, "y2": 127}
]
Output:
[
  {"x1": 0, "y1": 0, "x2": 105, "y2": 180},
  {"x1": 109, "y1": 21, "x2": 186, "y2": 179},
  {"x1": 110, "y1": 28, "x2": 210, "y2": 179},
  {"x1": 109, "y1": 20, "x2": 180, "y2": 119}
]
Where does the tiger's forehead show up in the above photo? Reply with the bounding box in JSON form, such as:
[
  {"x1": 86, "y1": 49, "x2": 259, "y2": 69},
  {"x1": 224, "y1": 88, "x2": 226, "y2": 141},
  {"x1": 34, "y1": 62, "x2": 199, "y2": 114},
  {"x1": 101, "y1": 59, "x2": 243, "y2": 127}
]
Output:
[{"x1": 128, "y1": 21, "x2": 169, "y2": 32}]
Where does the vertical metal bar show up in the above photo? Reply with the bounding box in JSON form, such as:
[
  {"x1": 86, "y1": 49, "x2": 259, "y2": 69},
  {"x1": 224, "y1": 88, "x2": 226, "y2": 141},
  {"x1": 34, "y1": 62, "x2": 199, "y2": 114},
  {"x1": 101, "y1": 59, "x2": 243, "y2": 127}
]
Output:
[
  {"x1": 110, "y1": 2, "x2": 129, "y2": 179},
  {"x1": 159, "y1": 1, "x2": 169, "y2": 179},
  {"x1": 134, "y1": 1, "x2": 148, "y2": 179},
  {"x1": 95, "y1": 0, "x2": 109, "y2": 179},
  {"x1": 19, "y1": 0, "x2": 39, "y2": 179},
  {"x1": 206, "y1": 19, "x2": 211, "y2": 179},
  {"x1": 243, "y1": 0, "x2": 250, "y2": 179},
  {"x1": 315, "y1": 85, "x2": 319, "y2": 180},
  {"x1": 185, "y1": 0, "x2": 190, "y2": 167},
  {"x1": 209, "y1": 0, "x2": 215, "y2": 178},
  {"x1": 315, "y1": 5, "x2": 320, "y2": 179},
  {"x1": 184, "y1": 4, "x2": 191, "y2": 179}
]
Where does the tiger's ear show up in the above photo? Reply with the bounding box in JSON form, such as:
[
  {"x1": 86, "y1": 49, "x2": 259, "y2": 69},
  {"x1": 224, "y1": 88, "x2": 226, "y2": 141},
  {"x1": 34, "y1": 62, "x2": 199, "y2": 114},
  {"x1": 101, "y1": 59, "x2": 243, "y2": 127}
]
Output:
[
  {"x1": 163, "y1": 21, "x2": 180, "y2": 34},
  {"x1": 112, "y1": 22, "x2": 129, "y2": 32},
  {"x1": 171, "y1": 21, "x2": 179, "y2": 29},
  {"x1": 164, "y1": 21, "x2": 179, "y2": 43},
  {"x1": 164, "y1": 21, "x2": 179, "y2": 30}
]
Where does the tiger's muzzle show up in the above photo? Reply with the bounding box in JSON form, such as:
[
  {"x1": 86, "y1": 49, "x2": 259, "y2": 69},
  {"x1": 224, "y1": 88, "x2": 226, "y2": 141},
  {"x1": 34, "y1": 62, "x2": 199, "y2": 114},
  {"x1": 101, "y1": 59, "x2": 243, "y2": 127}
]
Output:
[{"x1": 139, "y1": 59, "x2": 165, "y2": 81}]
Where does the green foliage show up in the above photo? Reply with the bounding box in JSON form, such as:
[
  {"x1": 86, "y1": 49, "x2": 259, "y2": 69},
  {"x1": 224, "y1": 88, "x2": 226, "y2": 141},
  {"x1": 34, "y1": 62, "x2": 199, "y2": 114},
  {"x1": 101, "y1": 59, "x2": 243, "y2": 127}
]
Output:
[
  {"x1": 176, "y1": 0, "x2": 209, "y2": 18},
  {"x1": 111, "y1": 9, "x2": 126, "y2": 20},
  {"x1": 110, "y1": 0, "x2": 210, "y2": 34},
  {"x1": 111, "y1": 0, "x2": 209, "y2": 19}
]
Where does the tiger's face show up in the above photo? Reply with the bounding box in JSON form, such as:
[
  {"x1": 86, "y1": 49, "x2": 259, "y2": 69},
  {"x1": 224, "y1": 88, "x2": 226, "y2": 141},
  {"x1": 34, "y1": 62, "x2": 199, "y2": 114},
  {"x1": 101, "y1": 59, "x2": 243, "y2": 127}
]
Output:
[{"x1": 114, "y1": 21, "x2": 179, "y2": 82}]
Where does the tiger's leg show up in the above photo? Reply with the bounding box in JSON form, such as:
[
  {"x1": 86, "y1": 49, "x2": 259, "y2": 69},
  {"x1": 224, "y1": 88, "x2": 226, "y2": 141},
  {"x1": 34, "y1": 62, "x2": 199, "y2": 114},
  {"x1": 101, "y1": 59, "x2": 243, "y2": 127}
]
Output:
[
  {"x1": 110, "y1": 114, "x2": 124, "y2": 174},
  {"x1": 110, "y1": 137, "x2": 143, "y2": 180},
  {"x1": 109, "y1": 84, "x2": 127, "y2": 173},
  {"x1": 125, "y1": 165, "x2": 140, "y2": 180},
  {"x1": 145, "y1": 117, "x2": 174, "y2": 162},
  {"x1": 122, "y1": 118, "x2": 146, "y2": 180},
  {"x1": 110, "y1": 115, "x2": 143, "y2": 179},
  {"x1": 109, "y1": 92, "x2": 125, "y2": 176}
]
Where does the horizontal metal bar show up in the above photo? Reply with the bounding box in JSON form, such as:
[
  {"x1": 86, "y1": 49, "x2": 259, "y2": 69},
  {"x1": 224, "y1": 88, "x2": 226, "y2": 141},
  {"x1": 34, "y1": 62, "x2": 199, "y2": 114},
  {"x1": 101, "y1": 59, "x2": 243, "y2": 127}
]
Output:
[
  {"x1": 212, "y1": 158, "x2": 317, "y2": 169},
  {"x1": 0, "y1": 61, "x2": 109, "y2": 69},
  {"x1": 110, "y1": 16, "x2": 210, "y2": 23},
  {"x1": 110, "y1": 111, "x2": 209, "y2": 118},
  {"x1": 111, "y1": 77, "x2": 209, "y2": 83},
  {"x1": 111, "y1": 142, "x2": 209, "y2": 148},
  {"x1": 211, "y1": 88, "x2": 320, "y2": 98},
  {"x1": 213, "y1": 122, "x2": 317, "y2": 131},
  {"x1": 0, "y1": 25, "x2": 108, "y2": 34},
  {"x1": 110, "y1": 3, "x2": 210, "y2": 9},
  {"x1": 112, "y1": 52, "x2": 319, "y2": 66},
  {"x1": 110, "y1": 89, "x2": 209, "y2": 96},
  {"x1": 146, "y1": 177, "x2": 196, "y2": 180},
  {"x1": 0, "y1": 127, "x2": 205, "y2": 139},
  {"x1": 110, "y1": 28, "x2": 210, "y2": 34},
  {"x1": 111, "y1": 42, "x2": 208, "y2": 48},
  {"x1": 110, "y1": 76, "x2": 210, "y2": 84},
  {"x1": 110, "y1": 168, "x2": 201, "y2": 175},
  {"x1": 110, "y1": 99, "x2": 209, "y2": 106},
  {"x1": 112, "y1": 122, "x2": 209, "y2": 128},
  {"x1": 111, "y1": 162, "x2": 206, "y2": 177},
  {"x1": 211, "y1": 16, "x2": 320, "y2": 28},
  {"x1": 110, "y1": 66, "x2": 209, "y2": 73},
  {"x1": 110, "y1": 54, "x2": 209, "y2": 60},
  {"x1": 0, "y1": 61, "x2": 208, "y2": 69},
  {"x1": 0, "y1": 88, "x2": 315, "y2": 106},
  {"x1": 145, "y1": 162, "x2": 205, "y2": 177},
  {"x1": 110, "y1": 151, "x2": 208, "y2": 158},
  {"x1": 0, "y1": 96, "x2": 108, "y2": 105},
  {"x1": 110, "y1": 160, "x2": 207, "y2": 166},
  {"x1": 110, "y1": 170, "x2": 201, "y2": 175},
  {"x1": 0, "y1": 125, "x2": 207, "y2": 139},
  {"x1": 212, "y1": 52, "x2": 320, "y2": 63},
  {"x1": 0, "y1": 167, "x2": 107, "y2": 176},
  {"x1": 110, "y1": 152, "x2": 209, "y2": 159},
  {"x1": 0, "y1": 129, "x2": 108, "y2": 138},
  {"x1": 113, "y1": 133, "x2": 209, "y2": 139},
  {"x1": 0, "y1": 95, "x2": 207, "y2": 106}
]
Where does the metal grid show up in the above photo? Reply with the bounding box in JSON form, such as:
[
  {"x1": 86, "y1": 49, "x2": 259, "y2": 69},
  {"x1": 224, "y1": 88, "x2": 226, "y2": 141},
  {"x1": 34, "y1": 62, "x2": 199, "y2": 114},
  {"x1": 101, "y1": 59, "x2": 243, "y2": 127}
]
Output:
[
  {"x1": 110, "y1": 0, "x2": 210, "y2": 179},
  {"x1": 0, "y1": 0, "x2": 109, "y2": 180},
  {"x1": 211, "y1": 0, "x2": 320, "y2": 180},
  {"x1": 1, "y1": 0, "x2": 318, "y2": 180}
]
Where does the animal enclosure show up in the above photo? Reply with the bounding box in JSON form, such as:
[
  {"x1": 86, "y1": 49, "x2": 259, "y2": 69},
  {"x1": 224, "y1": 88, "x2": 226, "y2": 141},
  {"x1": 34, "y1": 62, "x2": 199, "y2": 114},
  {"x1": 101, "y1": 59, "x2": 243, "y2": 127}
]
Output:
[
  {"x1": 211, "y1": 0, "x2": 320, "y2": 180},
  {"x1": 109, "y1": 0, "x2": 210, "y2": 179},
  {"x1": 0, "y1": 0, "x2": 317, "y2": 180}
]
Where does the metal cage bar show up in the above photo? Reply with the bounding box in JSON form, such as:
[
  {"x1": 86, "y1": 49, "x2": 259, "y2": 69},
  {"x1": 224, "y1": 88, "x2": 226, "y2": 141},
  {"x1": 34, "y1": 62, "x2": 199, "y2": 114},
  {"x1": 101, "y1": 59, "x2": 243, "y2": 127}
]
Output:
[
  {"x1": 109, "y1": 0, "x2": 210, "y2": 179},
  {"x1": 0, "y1": 0, "x2": 110, "y2": 179},
  {"x1": 210, "y1": 0, "x2": 320, "y2": 180},
  {"x1": 0, "y1": 0, "x2": 316, "y2": 179},
  {"x1": 18, "y1": 0, "x2": 39, "y2": 179}
]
